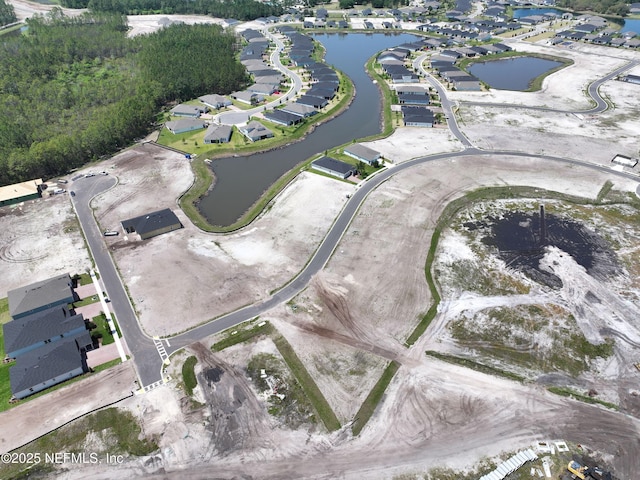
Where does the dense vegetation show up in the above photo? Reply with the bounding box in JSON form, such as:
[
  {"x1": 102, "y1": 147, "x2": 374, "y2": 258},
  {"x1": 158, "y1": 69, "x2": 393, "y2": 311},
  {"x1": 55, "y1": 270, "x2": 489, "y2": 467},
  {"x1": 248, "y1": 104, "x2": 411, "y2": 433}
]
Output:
[
  {"x1": 0, "y1": 11, "x2": 247, "y2": 186},
  {"x1": 138, "y1": 23, "x2": 248, "y2": 102},
  {"x1": 60, "y1": 0, "x2": 283, "y2": 20},
  {"x1": 0, "y1": 0, "x2": 16, "y2": 27},
  {"x1": 556, "y1": 0, "x2": 630, "y2": 16}
]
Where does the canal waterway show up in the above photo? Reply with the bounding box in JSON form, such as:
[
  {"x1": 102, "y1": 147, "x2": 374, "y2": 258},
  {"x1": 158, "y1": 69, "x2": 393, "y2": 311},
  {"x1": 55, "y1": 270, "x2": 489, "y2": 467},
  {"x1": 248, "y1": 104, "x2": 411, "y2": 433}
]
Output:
[
  {"x1": 198, "y1": 32, "x2": 419, "y2": 227},
  {"x1": 467, "y1": 56, "x2": 564, "y2": 91}
]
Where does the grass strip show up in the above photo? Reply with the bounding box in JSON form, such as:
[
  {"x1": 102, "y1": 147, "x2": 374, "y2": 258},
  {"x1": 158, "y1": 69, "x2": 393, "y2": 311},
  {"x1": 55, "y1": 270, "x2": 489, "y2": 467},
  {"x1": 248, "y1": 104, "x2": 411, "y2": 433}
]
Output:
[
  {"x1": 596, "y1": 179, "x2": 614, "y2": 203},
  {"x1": 272, "y1": 333, "x2": 341, "y2": 432},
  {"x1": 425, "y1": 351, "x2": 525, "y2": 382},
  {"x1": 351, "y1": 360, "x2": 400, "y2": 436},
  {"x1": 92, "y1": 357, "x2": 125, "y2": 373},
  {"x1": 211, "y1": 320, "x2": 273, "y2": 352},
  {"x1": 182, "y1": 356, "x2": 198, "y2": 396},
  {"x1": 547, "y1": 386, "x2": 618, "y2": 410}
]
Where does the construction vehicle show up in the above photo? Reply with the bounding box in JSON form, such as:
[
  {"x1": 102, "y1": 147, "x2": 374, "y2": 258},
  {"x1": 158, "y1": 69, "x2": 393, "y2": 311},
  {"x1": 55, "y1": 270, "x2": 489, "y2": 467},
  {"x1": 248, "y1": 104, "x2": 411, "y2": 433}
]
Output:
[
  {"x1": 568, "y1": 461, "x2": 588, "y2": 479},
  {"x1": 567, "y1": 461, "x2": 613, "y2": 480}
]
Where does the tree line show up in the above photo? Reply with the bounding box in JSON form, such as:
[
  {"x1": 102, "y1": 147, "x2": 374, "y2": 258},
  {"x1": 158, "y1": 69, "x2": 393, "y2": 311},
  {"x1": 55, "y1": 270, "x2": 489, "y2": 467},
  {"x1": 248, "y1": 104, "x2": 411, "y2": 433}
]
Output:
[
  {"x1": 0, "y1": 11, "x2": 248, "y2": 186},
  {"x1": 59, "y1": 0, "x2": 283, "y2": 20},
  {"x1": 0, "y1": 0, "x2": 16, "y2": 27}
]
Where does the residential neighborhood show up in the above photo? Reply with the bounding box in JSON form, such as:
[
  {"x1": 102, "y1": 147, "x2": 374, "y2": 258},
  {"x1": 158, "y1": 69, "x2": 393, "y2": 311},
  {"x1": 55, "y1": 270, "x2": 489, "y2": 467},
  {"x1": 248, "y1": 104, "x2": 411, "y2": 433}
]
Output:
[{"x1": 1, "y1": 0, "x2": 640, "y2": 479}]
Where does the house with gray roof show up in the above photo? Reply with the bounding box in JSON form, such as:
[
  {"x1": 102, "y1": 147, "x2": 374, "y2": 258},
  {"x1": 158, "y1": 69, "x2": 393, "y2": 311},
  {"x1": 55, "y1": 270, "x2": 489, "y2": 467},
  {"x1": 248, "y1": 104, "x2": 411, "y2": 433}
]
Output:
[
  {"x1": 10, "y1": 333, "x2": 91, "y2": 399},
  {"x1": 8, "y1": 274, "x2": 75, "y2": 320},
  {"x1": 452, "y1": 77, "x2": 481, "y2": 91},
  {"x1": 344, "y1": 144, "x2": 381, "y2": 165},
  {"x1": 231, "y1": 91, "x2": 264, "y2": 105},
  {"x1": 204, "y1": 124, "x2": 233, "y2": 144},
  {"x1": 170, "y1": 104, "x2": 206, "y2": 117},
  {"x1": 199, "y1": 94, "x2": 232, "y2": 110},
  {"x1": 121, "y1": 208, "x2": 182, "y2": 240},
  {"x1": 402, "y1": 106, "x2": 435, "y2": 127},
  {"x1": 247, "y1": 83, "x2": 280, "y2": 95},
  {"x1": 311, "y1": 156, "x2": 355, "y2": 179},
  {"x1": 4, "y1": 307, "x2": 87, "y2": 358},
  {"x1": 263, "y1": 109, "x2": 304, "y2": 126},
  {"x1": 239, "y1": 120, "x2": 274, "y2": 142},
  {"x1": 3, "y1": 273, "x2": 93, "y2": 400},
  {"x1": 281, "y1": 102, "x2": 317, "y2": 117},
  {"x1": 297, "y1": 95, "x2": 329, "y2": 109},
  {"x1": 165, "y1": 119, "x2": 206, "y2": 135}
]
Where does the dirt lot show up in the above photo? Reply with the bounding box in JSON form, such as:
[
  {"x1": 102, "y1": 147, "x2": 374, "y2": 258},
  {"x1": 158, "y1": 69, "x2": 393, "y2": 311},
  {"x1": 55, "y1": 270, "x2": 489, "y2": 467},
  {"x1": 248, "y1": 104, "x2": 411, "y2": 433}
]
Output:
[
  {"x1": 54, "y1": 154, "x2": 640, "y2": 480},
  {"x1": 92, "y1": 143, "x2": 352, "y2": 336},
  {"x1": 0, "y1": 194, "x2": 91, "y2": 297}
]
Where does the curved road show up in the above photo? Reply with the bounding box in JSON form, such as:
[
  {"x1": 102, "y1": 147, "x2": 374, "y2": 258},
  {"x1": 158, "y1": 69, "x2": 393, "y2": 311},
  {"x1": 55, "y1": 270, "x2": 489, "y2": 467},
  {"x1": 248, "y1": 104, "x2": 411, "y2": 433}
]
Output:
[{"x1": 73, "y1": 41, "x2": 639, "y2": 389}]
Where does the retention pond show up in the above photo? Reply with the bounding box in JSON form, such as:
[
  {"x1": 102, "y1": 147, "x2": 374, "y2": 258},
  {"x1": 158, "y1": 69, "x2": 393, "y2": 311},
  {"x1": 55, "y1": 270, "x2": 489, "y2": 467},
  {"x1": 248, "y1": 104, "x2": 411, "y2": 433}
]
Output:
[
  {"x1": 467, "y1": 56, "x2": 564, "y2": 91},
  {"x1": 466, "y1": 205, "x2": 619, "y2": 287}
]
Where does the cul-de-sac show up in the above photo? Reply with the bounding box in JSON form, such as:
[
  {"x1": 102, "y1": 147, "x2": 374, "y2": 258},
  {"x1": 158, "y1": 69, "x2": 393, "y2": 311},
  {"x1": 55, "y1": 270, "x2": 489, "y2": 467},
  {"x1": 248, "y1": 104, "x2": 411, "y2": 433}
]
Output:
[{"x1": 1, "y1": 0, "x2": 640, "y2": 478}]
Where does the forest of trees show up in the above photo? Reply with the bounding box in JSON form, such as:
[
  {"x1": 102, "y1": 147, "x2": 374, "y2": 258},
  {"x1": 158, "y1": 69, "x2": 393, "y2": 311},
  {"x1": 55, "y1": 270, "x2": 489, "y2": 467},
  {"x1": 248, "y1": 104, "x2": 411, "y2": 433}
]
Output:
[
  {"x1": 555, "y1": 0, "x2": 631, "y2": 16},
  {"x1": 0, "y1": 11, "x2": 248, "y2": 186},
  {"x1": 59, "y1": 0, "x2": 283, "y2": 20},
  {"x1": 0, "y1": 0, "x2": 17, "y2": 27}
]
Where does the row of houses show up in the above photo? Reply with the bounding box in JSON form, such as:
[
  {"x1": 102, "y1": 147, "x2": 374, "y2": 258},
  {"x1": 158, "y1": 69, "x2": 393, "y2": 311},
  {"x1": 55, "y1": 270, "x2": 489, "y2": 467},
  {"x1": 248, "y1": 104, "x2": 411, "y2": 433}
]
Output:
[
  {"x1": 3, "y1": 274, "x2": 93, "y2": 400},
  {"x1": 553, "y1": 27, "x2": 640, "y2": 48},
  {"x1": 431, "y1": 60, "x2": 481, "y2": 91},
  {"x1": 378, "y1": 48, "x2": 420, "y2": 84}
]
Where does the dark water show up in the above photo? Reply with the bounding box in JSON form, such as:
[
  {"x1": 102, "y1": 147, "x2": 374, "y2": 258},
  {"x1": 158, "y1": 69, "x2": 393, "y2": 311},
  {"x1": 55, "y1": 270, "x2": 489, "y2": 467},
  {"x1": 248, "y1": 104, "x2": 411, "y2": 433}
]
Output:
[
  {"x1": 467, "y1": 56, "x2": 563, "y2": 91},
  {"x1": 198, "y1": 32, "x2": 419, "y2": 227},
  {"x1": 466, "y1": 209, "x2": 618, "y2": 287},
  {"x1": 512, "y1": 7, "x2": 564, "y2": 18}
]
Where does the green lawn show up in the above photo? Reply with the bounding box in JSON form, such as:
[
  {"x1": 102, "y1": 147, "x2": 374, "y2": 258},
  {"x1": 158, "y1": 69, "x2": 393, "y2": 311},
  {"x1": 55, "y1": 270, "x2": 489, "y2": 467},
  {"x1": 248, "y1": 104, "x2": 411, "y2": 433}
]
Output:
[
  {"x1": 0, "y1": 297, "x2": 9, "y2": 325},
  {"x1": 351, "y1": 361, "x2": 400, "y2": 436},
  {"x1": 0, "y1": 298, "x2": 10, "y2": 408},
  {"x1": 73, "y1": 272, "x2": 94, "y2": 286},
  {"x1": 90, "y1": 313, "x2": 122, "y2": 346},
  {"x1": 182, "y1": 356, "x2": 198, "y2": 396}
]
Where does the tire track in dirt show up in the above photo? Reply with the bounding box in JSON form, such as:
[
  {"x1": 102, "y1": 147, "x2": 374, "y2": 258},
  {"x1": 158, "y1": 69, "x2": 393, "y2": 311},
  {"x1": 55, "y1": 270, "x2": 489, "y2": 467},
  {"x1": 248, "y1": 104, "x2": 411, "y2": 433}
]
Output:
[{"x1": 0, "y1": 237, "x2": 49, "y2": 264}]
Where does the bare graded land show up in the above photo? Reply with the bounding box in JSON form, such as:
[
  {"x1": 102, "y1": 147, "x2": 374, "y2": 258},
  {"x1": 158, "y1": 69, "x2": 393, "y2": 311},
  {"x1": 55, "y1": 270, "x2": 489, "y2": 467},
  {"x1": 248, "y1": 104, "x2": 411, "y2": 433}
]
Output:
[
  {"x1": 429, "y1": 198, "x2": 640, "y2": 410},
  {"x1": 456, "y1": 43, "x2": 640, "y2": 160},
  {"x1": 0, "y1": 194, "x2": 91, "y2": 296},
  {"x1": 91, "y1": 143, "x2": 353, "y2": 336},
  {"x1": 52, "y1": 154, "x2": 640, "y2": 480}
]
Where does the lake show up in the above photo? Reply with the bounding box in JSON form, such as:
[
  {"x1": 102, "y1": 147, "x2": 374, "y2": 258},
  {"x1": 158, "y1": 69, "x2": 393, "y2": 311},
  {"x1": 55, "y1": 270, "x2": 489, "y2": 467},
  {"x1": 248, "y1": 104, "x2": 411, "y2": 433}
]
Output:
[
  {"x1": 467, "y1": 56, "x2": 564, "y2": 91},
  {"x1": 198, "y1": 32, "x2": 420, "y2": 227},
  {"x1": 512, "y1": 8, "x2": 565, "y2": 18}
]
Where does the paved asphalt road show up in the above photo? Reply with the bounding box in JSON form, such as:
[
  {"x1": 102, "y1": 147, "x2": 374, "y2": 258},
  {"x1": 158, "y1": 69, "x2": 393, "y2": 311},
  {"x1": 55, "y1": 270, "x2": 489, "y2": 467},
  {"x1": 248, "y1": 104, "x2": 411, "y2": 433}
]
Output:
[
  {"x1": 71, "y1": 174, "x2": 162, "y2": 387},
  {"x1": 71, "y1": 44, "x2": 640, "y2": 389}
]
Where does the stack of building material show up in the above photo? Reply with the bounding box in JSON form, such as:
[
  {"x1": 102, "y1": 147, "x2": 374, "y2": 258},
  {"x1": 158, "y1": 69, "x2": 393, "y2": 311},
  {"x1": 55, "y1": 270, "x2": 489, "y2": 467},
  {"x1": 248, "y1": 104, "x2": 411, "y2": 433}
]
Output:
[{"x1": 478, "y1": 449, "x2": 538, "y2": 480}]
